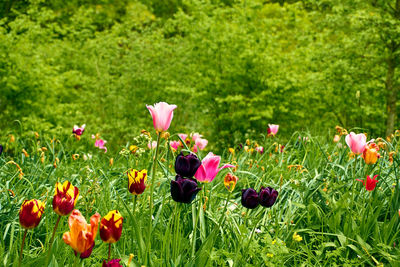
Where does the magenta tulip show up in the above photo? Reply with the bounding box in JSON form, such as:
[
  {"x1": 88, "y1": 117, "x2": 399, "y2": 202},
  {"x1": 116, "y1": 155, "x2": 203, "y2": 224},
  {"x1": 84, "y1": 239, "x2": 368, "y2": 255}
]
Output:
[
  {"x1": 345, "y1": 132, "x2": 367, "y2": 154},
  {"x1": 267, "y1": 124, "x2": 279, "y2": 136},
  {"x1": 73, "y1": 124, "x2": 86, "y2": 136},
  {"x1": 95, "y1": 139, "x2": 107, "y2": 153},
  {"x1": 194, "y1": 152, "x2": 235, "y2": 183},
  {"x1": 170, "y1": 141, "x2": 181, "y2": 151},
  {"x1": 146, "y1": 102, "x2": 177, "y2": 133}
]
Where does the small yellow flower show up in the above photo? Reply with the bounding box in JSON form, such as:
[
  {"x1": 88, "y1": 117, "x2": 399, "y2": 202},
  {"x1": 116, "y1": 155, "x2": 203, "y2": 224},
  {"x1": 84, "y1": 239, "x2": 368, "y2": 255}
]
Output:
[
  {"x1": 266, "y1": 253, "x2": 274, "y2": 258},
  {"x1": 34, "y1": 132, "x2": 39, "y2": 139},
  {"x1": 72, "y1": 154, "x2": 79, "y2": 161},
  {"x1": 110, "y1": 158, "x2": 114, "y2": 166},
  {"x1": 228, "y1": 148, "x2": 235, "y2": 155},
  {"x1": 272, "y1": 239, "x2": 276, "y2": 245},
  {"x1": 129, "y1": 145, "x2": 138, "y2": 154},
  {"x1": 293, "y1": 232, "x2": 302, "y2": 242}
]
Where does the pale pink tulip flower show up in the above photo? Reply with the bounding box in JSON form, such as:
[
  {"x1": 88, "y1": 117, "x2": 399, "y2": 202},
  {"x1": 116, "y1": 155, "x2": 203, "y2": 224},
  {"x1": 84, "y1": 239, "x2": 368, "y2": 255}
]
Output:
[
  {"x1": 345, "y1": 132, "x2": 367, "y2": 154},
  {"x1": 146, "y1": 102, "x2": 177, "y2": 133},
  {"x1": 148, "y1": 141, "x2": 157, "y2": 150},
  {"x1": 195, "y1": 138, "x2": 208, "y2": 150},
  {"x1": 95, "y1": 139, "x2": 107, "y2": 153},
  {"x1": 267, "y1": 124, "x2": 279, "y2": 136}
]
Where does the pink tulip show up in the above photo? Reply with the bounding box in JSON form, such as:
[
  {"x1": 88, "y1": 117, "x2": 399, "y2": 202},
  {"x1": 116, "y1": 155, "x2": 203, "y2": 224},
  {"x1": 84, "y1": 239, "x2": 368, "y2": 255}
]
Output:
[
  {"x1": 195, "y1": 138, "x2": 208, "y2": 150},
  {"x1": 146, "y1": 102, "x2": 177, "y2": 133},
  {"x1": 95, "y1": 139, "x2": 107, "y2": 153},
  {"x1": 178, "y1": 134, "x2": 188, "y2": 142},
  {"x1": 191, "y1": 133, "x2": 202, "y2": 142},
  {"x1": 73, "y1": 124, "x2": 86, "y2": 136},
  {"x1": 345, "y1": 132, "x2": 367, "y2": 154},
  {"x1": 148, "y1": 141, "x2": 157, "y2": 150},
  {"x1": 170, "y1": 141, "x2": 181, "y2": 151},
  {"x1": 193, "y1": 145, "x2": 198, "y2": 153},
  {"x1": 255, "y1": 146, "x2": 264, "y2": 154},
  {"x1": 194, "y1": 152, "x2": 235, "y2": 183},
  {"x1": 267, "y1": 124, "x2": 279, "y2": 136}
]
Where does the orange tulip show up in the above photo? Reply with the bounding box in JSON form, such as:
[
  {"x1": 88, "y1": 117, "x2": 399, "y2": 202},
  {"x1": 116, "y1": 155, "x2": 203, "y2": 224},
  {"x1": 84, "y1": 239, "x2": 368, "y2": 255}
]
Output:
[
  {"x1": 362, "y1": 143, "x2": 380, "y2": 165},
  {"x1": 62, "y1": 210, "x2": 100, "y2": 254}
]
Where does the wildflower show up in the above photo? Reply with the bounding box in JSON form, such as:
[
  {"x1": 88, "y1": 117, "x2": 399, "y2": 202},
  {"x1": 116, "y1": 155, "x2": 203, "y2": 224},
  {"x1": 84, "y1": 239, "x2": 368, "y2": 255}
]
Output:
[
  {"x1": 72, "y1": 154, "x2": 79, "y2": 160},
  {"x1": 148, "y1": 141, "x2": 157, "y2": 150},
  {"x1": 19, "y1": 199, "x2": 45, "y2": 229},
  {"x1": 22, "y1": 149, "x2": 29, "y2": 157},
  {"x1": 161, "y1": 131, "x2": 170, "y2": 140},
  {"x1": 194, "y1": 152, "x2": 235, "y2": 183},
  {"x1": 224, "y1": 173, "x2": 238, "y2": 192},
  {"x1": 73, "y1": 124, "x2": 86, "y2": 136},
  {"x1": 241, "y1": 188, "x2": 259, "y2": 209},
  {"x1": 10, "y1": 134, "x2": 15, "y2": 143},
  {"x1": 362, "y1": 143, "x2": 380, "y2": 165},
  {"x1": 110, "y1": 158, "x2": 114, "y2": 166},
  {"x1": 293, "y1": 232, "x2": 302, "y2": 242},
  {"x1": 258, "y1": 187, "x2": 278, "y2": 208},
  {"x1": 175, "y1": 152, "x2": 201, "y2": 178},
  {"x1": 345, "y1": 132, "x2": 367, "y2": 154},
  {"x1": 333, "y1": 135, "x2": 340, "y2": 143},
  {"x1": 170, "y1": 175, "x2": 201, "y2": 203},
  {"x1": 102, "y1": 259, "x2": 122, "y2": 267},
  {"x1": 170, "y1": 141, "x2": 181, "y2": 152},
  {"x1": 62, "y1": 209, "x2": 101, "y2": 254},
  {"x1": 389, "y1": 152, "x2": 395, "y2": 165},
  {"x1": 266, "y1": 253, "x2": 273, "y2": 258},
  {"x1": 228, "y1": 148, "x2": 235, "y2": 155},
  {"x1": 95, "y1": 139, "x2": 107, "y2": 153},
  {"x1": 53, "y1": 157, "x2": 59, "y2": 168},
  {"x1": 100, "y1": 210, "x2": 123, "y2": 243},
  {"x1": 146, "y1": 102, "x2": 177, "y2": 133},
  {"x1": 255, "y1": 146, "x2": 264, "y2": 154},
  {"x1": 127, "y1": 169, "x2": 147, "y2": 195},
  {"x1": 53, "y1": 181, "x2": 79, "y2": 216},
  {"x1": 267, "y1": 124, "x2": 279, "y2": 136},
  {"x1": 356, "y1": 175, "x2": 379, "y2": 191}
]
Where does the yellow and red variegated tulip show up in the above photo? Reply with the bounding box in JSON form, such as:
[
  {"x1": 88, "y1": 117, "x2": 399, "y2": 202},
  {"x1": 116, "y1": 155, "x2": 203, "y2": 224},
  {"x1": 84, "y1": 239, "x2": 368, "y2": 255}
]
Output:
[
  {"x1": 127, "y1": 169, "x2": 147, "y2": 195},
  {"x1": 19, "y1": 199, "x2": 45, "y2": 229},
  {"x1": 224, "y1": 173, "x2": 238, "y2": 192},
  {"x1": 362, "y1": 143, "x2": 380, "y2": 165},
  {"x1": 62, "y1": 209, "x2": 101, "y2": 254},
  {"x1": 53, "y1": 181, "x2": 79, "y2": 216},
  {"x1": 100, "y1": 210, "x2": 123, "y2": 243}
]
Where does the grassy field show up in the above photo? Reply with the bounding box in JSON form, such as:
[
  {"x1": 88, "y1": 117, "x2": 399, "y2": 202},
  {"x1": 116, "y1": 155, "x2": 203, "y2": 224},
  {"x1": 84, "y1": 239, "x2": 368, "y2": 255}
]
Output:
[{"x1": 0, "y1": 114, "x2": 399, "y2": 266}]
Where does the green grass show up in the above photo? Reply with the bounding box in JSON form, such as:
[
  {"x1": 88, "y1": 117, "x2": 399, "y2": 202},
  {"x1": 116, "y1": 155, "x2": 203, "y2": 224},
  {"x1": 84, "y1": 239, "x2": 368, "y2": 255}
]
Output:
[{"x1": 0, "y1": 130, "x2": 399, "y2": 266}]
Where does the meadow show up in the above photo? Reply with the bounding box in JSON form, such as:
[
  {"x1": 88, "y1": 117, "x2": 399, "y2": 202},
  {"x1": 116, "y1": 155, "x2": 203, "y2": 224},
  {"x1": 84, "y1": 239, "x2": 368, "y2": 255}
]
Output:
[{"x1": 0, "y1": 104, "x2": 399, "y2": 266}]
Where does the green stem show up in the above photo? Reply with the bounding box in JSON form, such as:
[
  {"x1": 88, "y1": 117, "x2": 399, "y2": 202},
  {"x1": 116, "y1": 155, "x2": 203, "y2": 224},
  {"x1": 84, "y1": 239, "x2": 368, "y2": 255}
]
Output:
[
  {"x1": 46, "y1": 215, "x2": 61, "y2": 265},
  {"x1": 191, "y1": 184, "x2": 203, "y2": 257},
  {"x1": 146, "y1": 133, "x2": 161, "y2": 265},
  {"x1": 108, "y1": 243, "x2": 111, "y2": 261},
  {"x1": 73, "y1": 253, "x2": 80, "y2": 267},
  {"x1": 18, "y1": 229, "x2": 27, "y2": 267}
]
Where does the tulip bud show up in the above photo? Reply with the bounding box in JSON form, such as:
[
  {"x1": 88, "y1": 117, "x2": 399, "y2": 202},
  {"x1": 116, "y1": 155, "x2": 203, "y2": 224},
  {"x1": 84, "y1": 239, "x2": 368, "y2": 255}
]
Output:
[
  {"x1": 258, "y1": 187, "x2": 278, "y2": 208},
  {"x1": 175, "y1": 152, "x2": 201, "y2": 178},
  {"x1": 100, "y1": 210, "x2": 123, "y2": 243},
  {"x1": 170, "y1": 175, "x2": 201, "y2": 203},
  {"x1": 127, "y1": 169, "x2": 147, "y2": 195},
  {"x1": 53, "y1": 181, "x2": 79, "y2": 216},
  {"x1": 241, "y1": 188, "x2": 259, "y2": 209},
  {"x1": 224, "y1": 173, "x2": 238, "y2": 192},
  {"x1": 102, "y1": 259, "x2": 123, "y2": 267},
  {"x1": 19, "y1": 199, "x2": 45, "y2": 229}
]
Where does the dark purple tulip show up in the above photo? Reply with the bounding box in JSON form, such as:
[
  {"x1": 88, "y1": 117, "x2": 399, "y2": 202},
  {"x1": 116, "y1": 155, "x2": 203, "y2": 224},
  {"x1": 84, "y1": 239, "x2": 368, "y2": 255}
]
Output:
[
  {"x1": 171, "y1": 175, "x2": 201, "y2": 203},
  {"x1": 241, "y1": 188, "x2": 259, "y2": 209},
  {"x1": 0, "y1": 145, "x2": 3, "y2": 156},
  {"x1": 258, "y1": 187, "x2": 278, "y2": 208},
  {"x1": 175, "y1": 152, "x2": 201, "y2": 178},
  {"x1": 102, "y1": 259, "x2": 122, "y2": 267}
]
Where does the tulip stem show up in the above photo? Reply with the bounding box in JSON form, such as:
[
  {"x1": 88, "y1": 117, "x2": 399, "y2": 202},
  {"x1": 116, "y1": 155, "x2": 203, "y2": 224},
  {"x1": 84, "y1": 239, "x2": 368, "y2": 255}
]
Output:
[
  {"x1": 191, "y1": 185, "x2": 203, "y2": 257},
  {"x1": 18, "y1": 229, "x2": 27, "y2": 267},
  {"x1": 146, "y1": 133, "x2": 161, "y2": 265},
  {"x1": 46, "y1": 215, "x2": 61, "y2": 265},
  {"x1": 73, "y1": 253, "x2": 80, "y2": 267},
  {"x1": 108, "y1": 243, "x2": 111, "y2": 261}
]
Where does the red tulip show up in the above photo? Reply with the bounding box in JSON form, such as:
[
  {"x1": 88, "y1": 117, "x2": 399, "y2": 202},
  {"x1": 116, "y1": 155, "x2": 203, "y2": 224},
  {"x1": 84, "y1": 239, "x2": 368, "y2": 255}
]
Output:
[{"x1": 356, "y1": 175, "x2": 378, "y2": 191}]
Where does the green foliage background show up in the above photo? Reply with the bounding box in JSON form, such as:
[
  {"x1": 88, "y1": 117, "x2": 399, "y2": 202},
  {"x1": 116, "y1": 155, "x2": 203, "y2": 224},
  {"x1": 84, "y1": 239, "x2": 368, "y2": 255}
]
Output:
[{"x1": 1, "y1": 0, "x2": 399, "y2": 150}]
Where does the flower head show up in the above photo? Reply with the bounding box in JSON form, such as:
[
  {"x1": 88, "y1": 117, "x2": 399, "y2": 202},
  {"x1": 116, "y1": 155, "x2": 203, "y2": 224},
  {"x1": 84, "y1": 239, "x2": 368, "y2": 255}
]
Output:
[
  {"x1": 170, "y1": 141, "x2": 181, "y2": 152},
  {"x1": 178, "y1": 133, "x2": 188, "y2": 142},
  {"x1": 94, "y1": 139, "x2": 107, "y2": 153},
  {"x1": 255, "y1": 146, "x2": 264, "y2": 154},
  {"x1": 53, "y1": 181, "x2": 79, "y2": 216},
  {"x1": 73, "y1": 124, "x2": 86, "y2": 136},
  {"x1": 148, "y1": 141, "x2": 157, "y2": 150},
  {"x1": 356, "y1": 175, "x2": 379, "y2": 191},
  {"x1": 258, "y1": 187, "x2": 278, "y2": 208},
  {"x1": 102, "y1": 259, "x2": 123, "y2": 267},
  {"x1": 19, "y1": 199, "x2": 45, "y2": 229},
  {"x1": 293, "y1": 232, "x2": 302, "y2": 242},
  {"x1": 175, "y1": 152, "x2": 201, "y2": 178},
  {"x1": 127, "y1": 169, "x2": 147, "y2": 195},
  {"x1": 170, "y1": 175, "x2": 201, "y2": 203},
  {"x1": 241, "y1": 188, "x2": 259, "y2": 209},
  {"x1": 333, "y1": 135, "x2": 340, "y2": 143},
  {"x1": 100, "y1": 210, "x2": 123, "y2": 243},
  {"x1": 191, "y1": 133, "x2": 202, "y2": 142},
  {"x1": 345, "y1": 132, "x2": 367, "y2": 154},
  {"x1": 267, "y1": 124, "x2": 279, "y2": 136},
  {"x1": 146, "y1": 102, "x2": 177, "y2": 133},
  {"x1": 224, "y1": 173, "x2": 238, "y2": 192},
  {"x1": 362, "y1": 143, "x2": 380, "y2": 165},
  {"x1": 194, "y1": 152, "x2": 235, "y2": 183},
  {"x1": 62, "y1": 210, "x2": 101, "y2": 254},
  {"x1": 195, "y1": 138, "x2": 208, "y2": 151}
]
